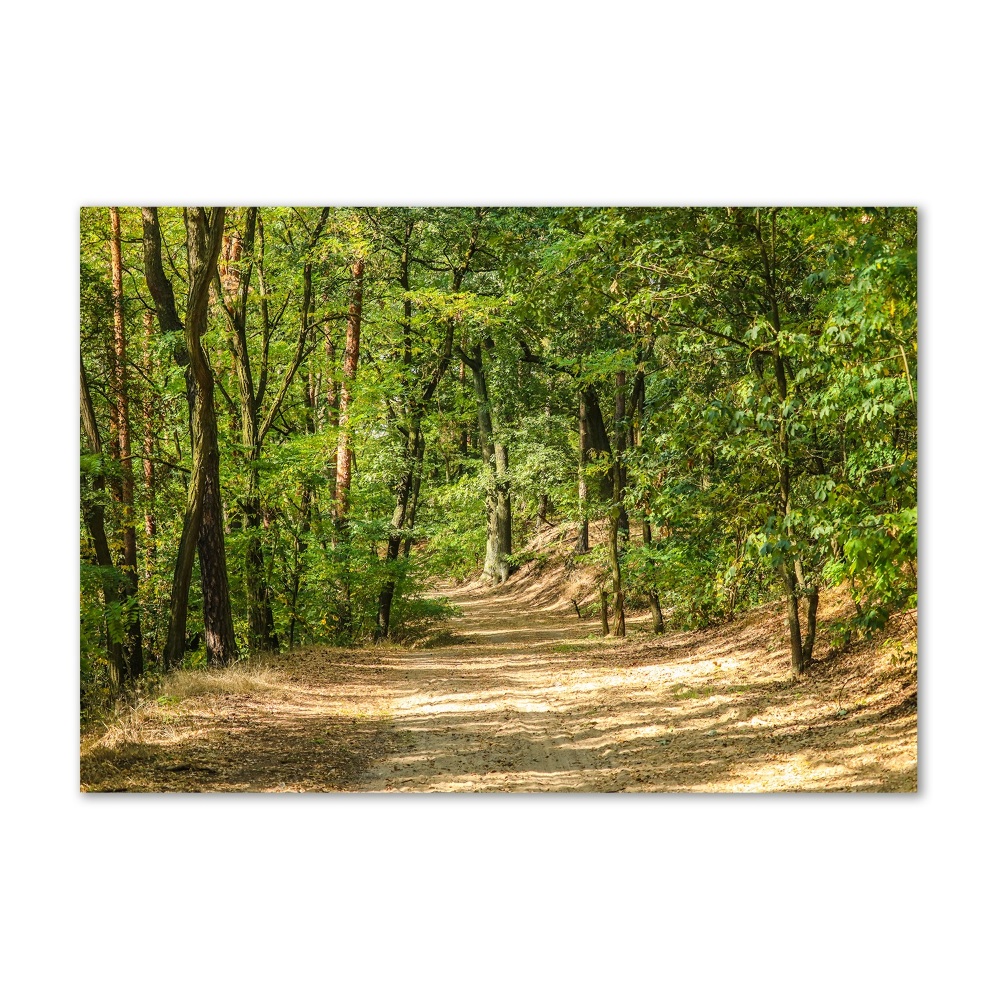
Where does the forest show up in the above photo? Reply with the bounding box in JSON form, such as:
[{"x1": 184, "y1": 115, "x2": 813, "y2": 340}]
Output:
[{"x1": 79, "y1": 206, "x2": 917, "y2": 793}]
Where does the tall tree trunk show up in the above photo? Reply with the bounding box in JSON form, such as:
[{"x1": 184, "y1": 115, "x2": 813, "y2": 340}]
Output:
[
  {"x1": 492, "y1": 441, "x2": 513, "y2": 583},
  {"x1": 288, "y1": 484, "x2": 312, "y2": 648},
  {"x1": 141, "y1": 207, "x2": 194, "y2": 441},
  {"x1": 462, "y1": 344, "x2": 511, "y2": 585},
  {"x1": 801, "y1": 587, "x2": 820, "y2": 664},
  {"x1": 197, "y1": 458, "x2": 237, "y2": 662},
  {"x1": 747, "y1": 209, "x2": 807, "y2": 675},
  {"x1": 576, "y1": 393, "x2": 589, "y2": 553},
  {"x1": 607, "y1": 518, "x2": 625, "y2": 637},
  {"x1": 335, "y1": 257, "x2": 364, "y2": 530},
  {"x1": 141, "y1": 311, "x2": 157, "y2": 577},
  {"x1": 244, "y1": 460, "x2": 278, "y2": 653},
  {"x1": 633, "y1": 371, "x2": 664, "y2": 634},
  {"x1": 775, "y1": 349, "x2": 804, "y2": 675},
  {"x1": 144, "y1": 206, "x2": 235, "y2": 665},
  {"x1": 162, "y1": 208, "x2": 235, "y2": 666},
  {"x1": 642, "y1": 518, "x2": 665, "y2": 634},
  {"x1": 376, "y1": 420, "x2": 418, "y2": 639},
  {"x1": 219, "y1": 209, "x2": 276, "y2": 654},
  {"x1": 609, "y1": 370, "x2": 627, "y2": 636},
  {"x1": 109, "y1": 207, "x2": 143, "y2": 680},
  {"x1": 401, "y1": 429, "x2": 426, "y2": 560},
  {"x1": 219, "y1": 208, "x2": 327, "y2": 651},
  {"x1": 80, "y1": 356, "x2": 126, "y2": 687},
  {"x1": 536, "y1": 396, "x2": 552, "y2": 530},
  {"x1": 324, "y1": 322, "x2": 340, "y2": 505}
]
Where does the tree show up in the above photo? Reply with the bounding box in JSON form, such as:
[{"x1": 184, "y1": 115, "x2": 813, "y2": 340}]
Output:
[
  {"x1": 159, "y1": 207, "x2": 236, "y2": 666},
  {"x1": 107, "y1": 207, "x2": 144, "y2": 678},
  {"x1": 216, "y1": 207, "x2": 331, "y2": 651},
  {"x1": 81, "y1": 205, "x2": 916, "y2": 692}
]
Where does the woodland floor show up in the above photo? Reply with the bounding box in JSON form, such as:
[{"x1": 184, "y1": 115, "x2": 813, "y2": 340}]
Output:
[{"x1": 81, "y1": 561, "x2": 917, "y2": 793}]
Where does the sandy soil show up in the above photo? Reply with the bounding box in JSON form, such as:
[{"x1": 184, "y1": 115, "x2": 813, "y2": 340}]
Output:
[{"x1": 81, "y1": 581, "x2": 917, "y2": 793}]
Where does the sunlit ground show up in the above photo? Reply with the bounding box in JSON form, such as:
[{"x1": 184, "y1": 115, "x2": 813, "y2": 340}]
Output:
[{"x1": 81, "y1": 586, "x2": 916, "y2": 793}]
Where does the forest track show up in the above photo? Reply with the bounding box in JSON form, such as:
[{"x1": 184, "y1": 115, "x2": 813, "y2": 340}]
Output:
[
  {"x1": 80, "y1": 584, "x2": 916, "y2": 793},
  {"x1": 354, "y1": 584, "x2": 916, "y2": 792}
]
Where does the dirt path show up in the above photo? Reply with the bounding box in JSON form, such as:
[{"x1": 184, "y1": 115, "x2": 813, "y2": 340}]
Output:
[
  {"x1": 81, "y1": 585, "x2": 916, "y2": 793},
  {"x1": 355, "y1": 585, "x2": 916, "y2": 792}
]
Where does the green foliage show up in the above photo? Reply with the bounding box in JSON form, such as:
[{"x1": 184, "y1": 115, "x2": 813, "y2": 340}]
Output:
[
  {"x1": 419, "y1": 480, "x2": 487, "y2": 581},
  {"x1": 80, "y1": 205, "x2": 917, "y2": 701}
]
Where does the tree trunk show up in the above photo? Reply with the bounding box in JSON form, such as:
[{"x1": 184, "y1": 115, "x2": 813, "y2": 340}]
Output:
[
  {"x1": 608, "y1": 513, "x2": 625, "y2": 637},
  {"x1": 288, "y1": 484, "x2": 312, "y2": 648},
  {"x1": 376, "y1": 212, "x2": 478, "y2": 634},
  {"x1": 162, "y1": 208, "x2": 235, "y2": 667},
  {"x1": 536, "y1": 493, "x2": 548, "y2": 531},
  {"x1": 244, "y1": 461, "x2": 278, "y2": 653},
  {"x1": 582, "y1": 387, "x2": 614, "y2": 501},
  {"x1": 634, "y1": 372, "x2": 664, "y2": 634},
  {"x1": 782, "y1": 566, "x2": 805, "y2": 675},
  {"x1": 141, "y1": 311, "x2": 157, "y2": 577},
  {"x1": 774, "y1": 349, "x2": 804, "y2": 675},
  {"x1": 401, "y1": 428, "x2": 426, "y2": 560},
  {"x1": 376, "y1": 421, "x2": 418, "y2": 639},
  {"x1": 576, "y1": 393, "x2": 589, "y2": 553},
  {"x1": 80, "y1": 355, "x2": 126, "y2": 687},
  {"x1": 536, "y1": 397, "x2": 551, "y2": 530},
  {"x1": 109, "y1": 207, "x2": 143, "y2": 680},
  {"x1": 463, "y1": 344, "x2": 511, "y2": 585},
  {"x1": 220, "y1": 207, "x2": 328, "y2": 653},
  {"x1": 748, "y1": 210, "x2": 806, "y2": 676},
  {"x1": 141, "y1": 207, "x2": 195, "y2": 440},
  {"x1": 609, "y1": 370, "x2": 627, "y2": 636},
  {"x1": 642, "y1": 518, "x2": 665, "y2": 634},
  {"x1": 492, "y1": 442, "x2": 513, "y2": 583},
  {"x1": 335, "y1": 258, "x2": 364, "y2": 530},
  {"x1": 801, "y1": 587, "x2": 820, "y2": 665},
  {"x1": 600, "y1": 590, "x2": 610, "y2": 636},
  {"x1": 144, "y1": 205, "x2": 235, "y2": 665},
  {"x1": 197, "y1": 461, "x2": 237, "y2": 663}
]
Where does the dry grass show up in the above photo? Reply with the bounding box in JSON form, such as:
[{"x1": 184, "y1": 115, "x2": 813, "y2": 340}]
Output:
[{"x1": 161, "y1": 659, "x2": 287, "y2": 700}]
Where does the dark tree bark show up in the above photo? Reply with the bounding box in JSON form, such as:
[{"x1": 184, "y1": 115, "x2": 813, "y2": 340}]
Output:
[
  {"x1": 141, "y1": 311, "x2": 157, "y2": 577},
  {"x1": 287, "y1": 483, "x2": 313, "y2": 648},
  {"x1": 633, "y1": 371, "x2": 664, "y2": 633},
  {"x1": 144, "y1": 206, "x2": 233, "y2": 664},
  {"x1": 142, "y1": 208, "x2": 195, "y2": 440},
  {"x1": 141, "y1": 208, "x2": 182, "y2": 333},
  {"x1": 608, "y1": 370, "x2": 628, "y2": 637},
  {"x1": 644, "y1": 518, "x2": 665, "y2": 634},
  {"x1": 108, "y1": 207, "x2": 143, "y2": 679},
  {"x1": 80, "y1": 355, "x2": 126, "y2": 687},
  {"x1": 376, "y1": 418, "x2": 418, "y2": 638},
  {"x1": 741, "y1": 208, "x2": 815, "y2": 675},
  {"x1": 161, "y1": 207, "x2": 235, "y2": 667},
  {"x1": 401, "y1": 428, "x2": 426, "y2": 561}
]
